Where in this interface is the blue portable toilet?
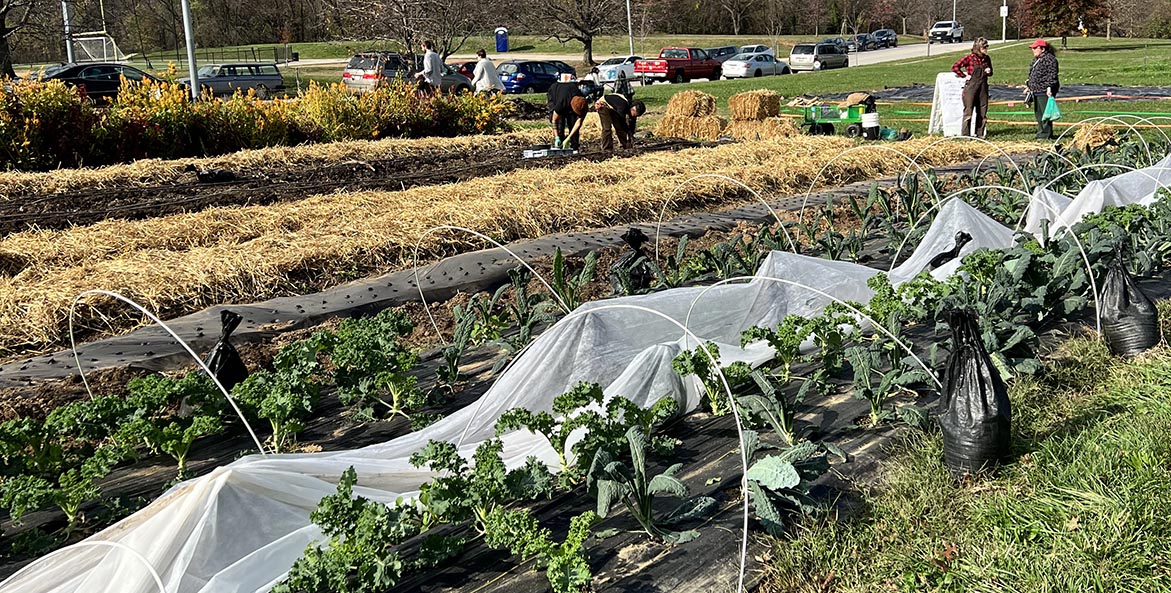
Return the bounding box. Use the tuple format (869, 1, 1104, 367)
(495, 27, 509, 53)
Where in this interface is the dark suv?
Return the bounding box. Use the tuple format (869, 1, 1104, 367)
(498, 60, 576, 94)
(872, 29, 898, 48)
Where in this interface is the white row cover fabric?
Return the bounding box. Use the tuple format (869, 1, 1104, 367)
(4, 153, 1167, 593)
(1025, 153, 1171, 234)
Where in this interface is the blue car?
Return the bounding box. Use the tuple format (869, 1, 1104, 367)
(498, 60, 576, 94)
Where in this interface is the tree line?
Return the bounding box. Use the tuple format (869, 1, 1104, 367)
(2, 0, 1168, 76)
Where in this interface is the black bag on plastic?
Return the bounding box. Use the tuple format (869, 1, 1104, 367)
(205, 310, 249, 391)
(927, 231, 973, 270)
(1100, 245, 1161, 357)
(609, 227, 653, 295)
(938, 310, 1012, 477)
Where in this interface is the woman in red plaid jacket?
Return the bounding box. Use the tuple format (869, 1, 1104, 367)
(952, 37, 992, 138)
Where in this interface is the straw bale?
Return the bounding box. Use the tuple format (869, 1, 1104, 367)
(654, 115, 728, 141)
(0, 136, 1035, 359)
(728, 90, 781, 121)
(725, 118, 801, 141)
(664, 91, 717, 117)
(1072, 125, 1117, 152)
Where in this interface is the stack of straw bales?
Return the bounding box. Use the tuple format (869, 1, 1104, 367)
(724, 90, 800, 141)
(655, 91, 727, 140)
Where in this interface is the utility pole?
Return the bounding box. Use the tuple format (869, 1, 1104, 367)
(627, 0, 637, 55)
(952, 0, 957, 22)
(1001, 0, 1008, 42)
(61, 0, 74, 62)
(180, 0, 199, 101)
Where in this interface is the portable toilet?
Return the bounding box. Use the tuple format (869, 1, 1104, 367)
(495, 27, 509, 53)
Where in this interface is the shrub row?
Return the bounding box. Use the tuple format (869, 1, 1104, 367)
(0, 79, 511, 171)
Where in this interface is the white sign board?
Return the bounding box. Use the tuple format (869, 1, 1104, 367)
(928, 72, 968, 136)
(1000, 5, 1009, 17)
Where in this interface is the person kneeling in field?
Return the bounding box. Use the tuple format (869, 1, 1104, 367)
(596, 93, 645, 152)
(547, 81, 588, 150)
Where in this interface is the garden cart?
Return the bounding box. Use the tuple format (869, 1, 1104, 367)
(802, 103, 866, 137)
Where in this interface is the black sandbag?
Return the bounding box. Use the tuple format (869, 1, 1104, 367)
(1100, 246, 1161, 357)
(609, 227, 653, 295)
(205, 310, 249, 391)
(927, 231, 973, 270)
(938, 310, 1012, 477)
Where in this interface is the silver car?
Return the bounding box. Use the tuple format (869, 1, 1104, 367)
(789, 43, 849, 72)
(342, 52, 472, 94)
(179, 63, 284, 98)
(721, 53, 790, 78)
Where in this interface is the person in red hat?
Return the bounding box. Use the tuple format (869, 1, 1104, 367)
(1026, 39, 1060, 139)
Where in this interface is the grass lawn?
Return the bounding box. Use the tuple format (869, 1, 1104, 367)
(764, 331, 1171, 593)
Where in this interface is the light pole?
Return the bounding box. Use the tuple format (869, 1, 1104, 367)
(1001, 0, 1008, 43)
(180, 0, 199, 101)
(61, 0, 74, 62)
(627, 0, 637, 55)
(952, 0, 957, 22)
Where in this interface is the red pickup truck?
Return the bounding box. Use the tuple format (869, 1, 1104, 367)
(634, 47, 723, 84)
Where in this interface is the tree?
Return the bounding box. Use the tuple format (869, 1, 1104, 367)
(1021, 0, 1109, 35)
(1, 0, 37, 77)
(332, 0, 487, 58)
(721, 0, 761, 35)
(531, 0, 624, 65)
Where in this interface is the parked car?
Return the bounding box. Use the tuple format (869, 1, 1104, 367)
(820, 37, 850, 53)
(871, 29, 898, 48)
(929, 21, 964, 43)
(847, 34, 878, 52)
(450, 60, 476, 80)
(705, 46, 740, 63)
(789, 43, 849, 71)
(341, 52, 472, 94)
(634, 47, 723, 84)
(498, 60, 571, 94)
(178, 63, 285, 98)
(739, 44, 775, 56)
(588, 55, 642, 83)
(721, 53, 790, 78)
(547, 60, 579, 77)
(34, 62, 160, 102)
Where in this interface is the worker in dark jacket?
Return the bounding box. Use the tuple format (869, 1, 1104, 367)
(1026, 39, 1060, 140)
(547, 81, 587, 150)
(595, 93, 645, 152)
(952, 37, 992, 138)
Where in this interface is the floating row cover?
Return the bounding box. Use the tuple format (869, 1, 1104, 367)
(6, 152, 1171, 593)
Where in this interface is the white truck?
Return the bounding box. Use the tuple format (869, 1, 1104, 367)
(929, 21, 965, 43)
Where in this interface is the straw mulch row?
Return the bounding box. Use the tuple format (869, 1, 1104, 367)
(0, 130, 550, 197)
(728, 90, 782, 121)
(0, 137, 1036, 358)
(1071, 124, 1117, 152)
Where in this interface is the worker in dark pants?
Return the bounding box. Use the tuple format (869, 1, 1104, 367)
(1026, 39, 1060, 140)
(952, 37, 992, 138)
(595, 94, 645, 152)
(547, 81, 587, 150)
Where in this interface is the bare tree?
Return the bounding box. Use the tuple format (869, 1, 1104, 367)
(0, 0, 39, 76)
(720, 0, 760, 34)
(531, 0, 623, 65)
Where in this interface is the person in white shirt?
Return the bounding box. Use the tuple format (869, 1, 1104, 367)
(415, 40, 444, 94)
(471, 49, 505, 93)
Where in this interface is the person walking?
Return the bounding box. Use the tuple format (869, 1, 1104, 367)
(415, 40, 444, 95)
(547, 80, 587, 149)
(595, 93, 645, 152)
(952, 37, 992, 138)
(471, 49, 504, 94)
(1026, 39, 1060, 139)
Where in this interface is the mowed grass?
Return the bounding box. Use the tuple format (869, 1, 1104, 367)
(764, 334, 1171, 593)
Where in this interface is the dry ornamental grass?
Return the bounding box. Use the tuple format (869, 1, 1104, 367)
(0, 136, 1036, 358)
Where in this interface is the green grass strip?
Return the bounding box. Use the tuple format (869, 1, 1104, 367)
(766, 336, 1171, 593)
